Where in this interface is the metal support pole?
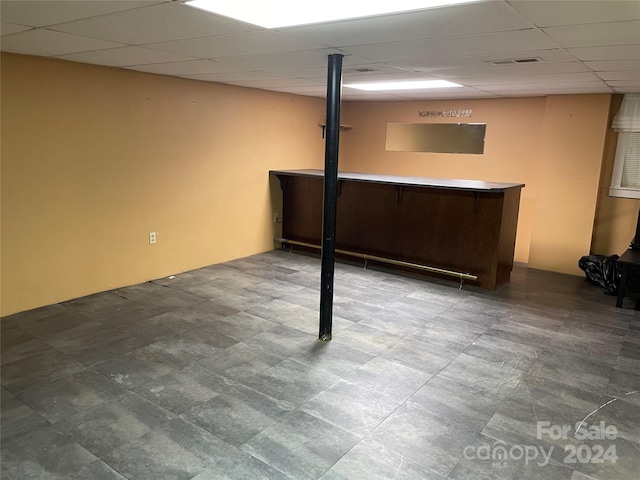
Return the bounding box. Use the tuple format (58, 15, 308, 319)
(319, 54, 344, 341)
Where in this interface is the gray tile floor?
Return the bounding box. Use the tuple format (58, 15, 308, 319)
(1, 250, 639, 480)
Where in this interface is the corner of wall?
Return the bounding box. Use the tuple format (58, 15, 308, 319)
(527, 94, 613, 275)
(590, 94, 639, 256)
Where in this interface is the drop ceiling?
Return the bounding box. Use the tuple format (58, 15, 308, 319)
(1, 0, 639, 101)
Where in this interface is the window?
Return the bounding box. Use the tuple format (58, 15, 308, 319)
(610, 132, 640, 199)
(609, 94, 640, 199)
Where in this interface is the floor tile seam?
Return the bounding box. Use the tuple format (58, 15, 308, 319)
(58, 301, 136, 320)
(407, 369, 515, 425)
(3, 424, 135, 480)
(211, 376, 299, 414)
(427, 356, 528, 409)
(542, 327, 629, 345)
(298, 395, 404, 446)
(338, 318, 409, 343)
(14, 314, 103, 340)
(151, 275, 220, 288)
(558, 320, 632, 337)
(312, 427, 431, 480)
(527, 351, 617, 381)
(454, 331, 486, 356)
(481, 327, 561, 351)
(294, 370, 410, 432)
(535, 347, 622, 368)
(242, 307, 317, 325)
(355, 395, 465, 479)
(64, 367, 184, 424)
(73, 340, 162, 370)
(90, 337, 191, 367)
(601, 382, 640, 407)
(442, 429, 489, 479)
(43, 421, 136, 477)
(104, 297, 184, 316)
(106, 413, 241, 478)
(0, 342, 59, 368)
(10, 372, 113, 418)
(236, 443, 297, 480)
(1, 351, 89, 391)
(498, 314, 568, 334)
(0, 406, 53, 444)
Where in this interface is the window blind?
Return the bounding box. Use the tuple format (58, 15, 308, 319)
(621, 132, 640, 188)
(610, 94, 640, 199)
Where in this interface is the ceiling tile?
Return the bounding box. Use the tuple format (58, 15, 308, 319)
(1, 22, 32, 36)
(50, 1, 259, 45)
(224, 78, 323, 88)
(265, 85, 328, 96)
(569, 45, 640, 61)
(397, 49, 577, 70)
(343, 91, 407, 100)
(125, 59, 242, 76)
(342, 71, 439, 84)
(608, 80, 640, 88)
(180, 71, 286, 82)
(609, 80, 640, 93)
(343, 63, 416, 74)
(393, 89, 499, 99)
(265, 66, 328, 78)
(145, 30, 327, 58)
(345, 29, 557, 63)
(429, 61, 590, 80)
(217, 50, 370, 71)
(597, 70, 640, 81)
(477, 80, 611, 92)
(510, 0, 640, 27)
(345, 94, 409, 101)
(0, 0, 162, 28)
(270, 63, 406, 80)
(463, 72, 602, 86)
(0, 28, 123, 56)
(56, 46, 196, 67)
(280, 1, 533, 47)
(614, 86, 640, 93)
(543, 20, 640, 48)
(585, 60, 640, 72)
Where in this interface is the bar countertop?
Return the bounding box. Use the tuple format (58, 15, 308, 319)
(270, 169, 524, 192)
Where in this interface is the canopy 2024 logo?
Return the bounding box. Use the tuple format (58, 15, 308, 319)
(463, 421, 618, 469)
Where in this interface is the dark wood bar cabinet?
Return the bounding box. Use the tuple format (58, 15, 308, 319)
(271, 169, 524, 290)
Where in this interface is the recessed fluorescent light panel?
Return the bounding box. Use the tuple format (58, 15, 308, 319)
(346, 80, 463, 91)
(185, 0, 481, 28)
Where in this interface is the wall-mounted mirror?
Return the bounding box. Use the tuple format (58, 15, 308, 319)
(386, 123, 486, 154)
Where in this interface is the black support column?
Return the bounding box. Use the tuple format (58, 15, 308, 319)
(319, 53, 344, 341)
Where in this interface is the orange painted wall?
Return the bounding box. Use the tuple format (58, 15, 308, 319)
(527, 95, 612, 273)
(340, 95, 613, 275)
(1, 53, 326, 316)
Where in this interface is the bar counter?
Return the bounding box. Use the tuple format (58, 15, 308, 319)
(271, 169, 524, 289)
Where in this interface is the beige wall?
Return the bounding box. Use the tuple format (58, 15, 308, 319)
(527, 95, 612, 273)
(340, 95, 613, 275)
(1, 53, 326, 316)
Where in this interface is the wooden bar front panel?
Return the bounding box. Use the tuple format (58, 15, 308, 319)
(277, 172, 522, 289)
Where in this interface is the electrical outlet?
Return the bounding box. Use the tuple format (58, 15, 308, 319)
(273, 212, 279, 223)
(149, 232, 157, 244)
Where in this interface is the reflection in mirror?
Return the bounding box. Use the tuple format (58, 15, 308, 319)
(386, 123, 486, 154)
